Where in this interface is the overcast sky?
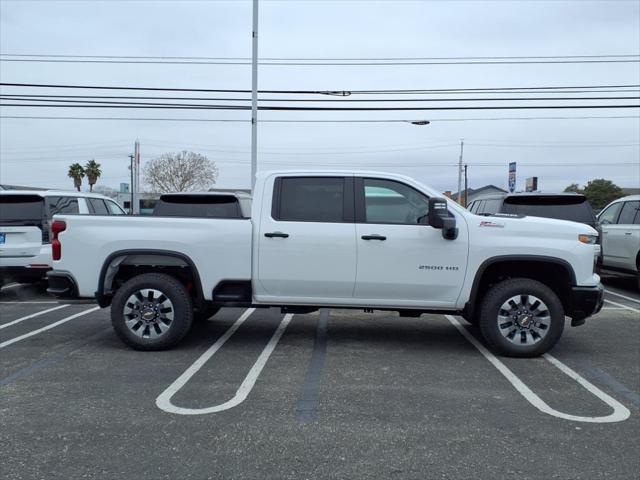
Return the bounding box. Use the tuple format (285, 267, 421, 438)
(0, 0, 639, 194)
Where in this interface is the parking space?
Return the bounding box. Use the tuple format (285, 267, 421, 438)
(1, 281, 639, 480)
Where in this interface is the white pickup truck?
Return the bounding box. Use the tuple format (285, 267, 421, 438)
(47, 170, 603, 357)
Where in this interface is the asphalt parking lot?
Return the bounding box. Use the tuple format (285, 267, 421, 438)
(1, 278, 639, 480)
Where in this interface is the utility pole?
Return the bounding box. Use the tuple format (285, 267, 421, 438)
(133, 139, 140, 214)
(457, 140, 464, 205)
(128, 154, 135, 215)
(464, 164, 468, 208)
(250, 0, 259, 191)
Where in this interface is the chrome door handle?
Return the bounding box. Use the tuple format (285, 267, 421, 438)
(361, 234, 387, 241)
(264, 232, 289, 238)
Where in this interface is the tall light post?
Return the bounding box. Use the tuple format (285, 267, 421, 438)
(250, 0, 259, 191)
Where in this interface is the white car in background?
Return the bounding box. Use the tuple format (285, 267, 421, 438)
(0, 190, 125, 285)
(597, 195, 640, 288)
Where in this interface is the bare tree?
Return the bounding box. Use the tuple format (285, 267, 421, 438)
(142, 151, 219, 193)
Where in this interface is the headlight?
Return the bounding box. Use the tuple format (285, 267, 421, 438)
(578, 234, 598, 244)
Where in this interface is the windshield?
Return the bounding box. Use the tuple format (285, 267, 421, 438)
(0, 195, 44, 225)
(502, 196, 596, 225)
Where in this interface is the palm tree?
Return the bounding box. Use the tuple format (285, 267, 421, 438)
(67, 163, 85, 192)
(84, 159, 102, 192)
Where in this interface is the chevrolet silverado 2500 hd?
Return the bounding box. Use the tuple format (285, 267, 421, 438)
(46, 171, 603, 357)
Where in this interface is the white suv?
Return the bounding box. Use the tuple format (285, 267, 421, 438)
(597, 195, 640, 287)
(0, 190, 125, 285)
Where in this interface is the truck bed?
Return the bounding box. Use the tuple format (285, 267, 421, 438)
(53, 214, 252, 299)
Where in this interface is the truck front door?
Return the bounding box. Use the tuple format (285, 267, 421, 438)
(353, 177, 468, 307)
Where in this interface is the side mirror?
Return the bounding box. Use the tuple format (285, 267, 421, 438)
(428, 197, 458, 240)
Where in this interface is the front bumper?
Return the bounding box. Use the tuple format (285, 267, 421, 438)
(569, 283, 604, 326)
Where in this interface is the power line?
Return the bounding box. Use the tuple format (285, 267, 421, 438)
(2, 155, 636, 168)
(3, 53, 637, 60)
(2, 115, 638, 123)
(2, 90, 639, 102)
(3, 94, 638, 103)
(2, 103, 638, 111)
(2, 82, 639, 95)
(2, 58, 639, 66)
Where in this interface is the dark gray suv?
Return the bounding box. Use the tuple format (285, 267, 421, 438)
(467, 193, 598, 229)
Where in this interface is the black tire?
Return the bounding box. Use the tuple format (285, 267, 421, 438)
(111, 273, 193, 351)
(478, 278, 565, 358)
(193, 304, 221, 322)
(463, 314, 479, 326)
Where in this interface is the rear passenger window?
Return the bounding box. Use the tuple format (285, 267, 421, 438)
(274, 177, 345, 222)
(483, 199, 501, 214)
(598, 202, 622, 224)
(88, 198, 109, 214)
(47, 196, 79, 215)
(618, 201, 639, 225)
(106, 200, 126, 215)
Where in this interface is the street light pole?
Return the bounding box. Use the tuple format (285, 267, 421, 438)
(250, 0, 259, 191)
(457, 140, 464, 205)
(464, 164, 468, 208)
(128, 154, 134, 215)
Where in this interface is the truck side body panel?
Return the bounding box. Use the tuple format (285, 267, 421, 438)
(53, 215, 252, 299)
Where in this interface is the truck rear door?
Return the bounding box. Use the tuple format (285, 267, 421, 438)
(255, 175, 357, 300)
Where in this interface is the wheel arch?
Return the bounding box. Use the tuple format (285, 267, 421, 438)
(465, 255, 577, 320)
(96, 249, 204, 307)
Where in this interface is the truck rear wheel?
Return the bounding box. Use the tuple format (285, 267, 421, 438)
(111, 273, 193, 351)
(479, 278, 564, 358)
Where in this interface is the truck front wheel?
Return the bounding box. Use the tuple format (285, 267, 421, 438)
(111, 273, 193, 351)
(479, 278, 565, 358)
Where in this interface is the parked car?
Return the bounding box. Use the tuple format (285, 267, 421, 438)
(152, 192, 251, 218)
(0, 190, 125, 285)
(597, 195, 640, 288)
(467, 192, 601, 266)
(467, 192, 598, 229)
(47, 171, 603, 357)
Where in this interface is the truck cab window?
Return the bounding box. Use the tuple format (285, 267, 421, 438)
(275, 177, 346, 222)
(363, 178, 429, 224)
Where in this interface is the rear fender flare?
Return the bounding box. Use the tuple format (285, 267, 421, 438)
(96, 249, 204, 306)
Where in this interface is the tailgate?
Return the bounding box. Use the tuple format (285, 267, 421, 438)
(0, 194, 45, 257)
(0, 226, 42, 257)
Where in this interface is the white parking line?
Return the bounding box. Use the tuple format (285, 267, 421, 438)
(604, 299, 640, 314)
(605, 289, 640, 305)
(445, 315, 630, 423)
(0, 306, 100, 349)
(0, 304, 69, 329)
(157, 309, 294, 415)
(0, 301, 59, 304)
